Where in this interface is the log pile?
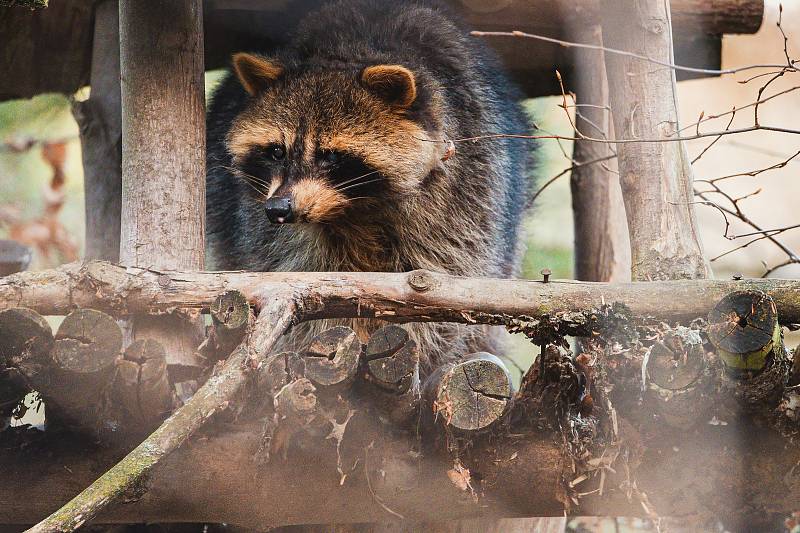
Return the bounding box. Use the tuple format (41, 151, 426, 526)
(1, 263, 800, 530)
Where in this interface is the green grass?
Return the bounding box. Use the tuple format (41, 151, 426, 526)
(521, 243, 573, 280)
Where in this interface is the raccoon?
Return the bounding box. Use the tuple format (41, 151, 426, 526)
(206, 0, 533, 371)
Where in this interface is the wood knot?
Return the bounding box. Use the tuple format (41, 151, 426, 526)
(407, 270, 433, 292)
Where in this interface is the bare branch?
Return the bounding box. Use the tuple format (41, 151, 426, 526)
(27, 295, 297, 532)
(470, 30, 795, 76)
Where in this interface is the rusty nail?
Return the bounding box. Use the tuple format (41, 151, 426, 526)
(540, 268, 552, 283)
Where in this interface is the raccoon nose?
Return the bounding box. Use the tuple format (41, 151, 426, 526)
(265, 197, 294, 223)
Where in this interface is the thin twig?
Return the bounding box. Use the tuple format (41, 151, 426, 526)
(529, 154, 617, 207)
(471, 30, 795, 76)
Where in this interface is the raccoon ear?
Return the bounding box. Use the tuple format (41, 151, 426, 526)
(232, 53, 284, 96)
(361, 65, 417, 109)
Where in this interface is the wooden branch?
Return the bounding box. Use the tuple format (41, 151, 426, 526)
(600, 0, 711, 280)
(26, 294, 296, 532)
(2, 262, 800, 324)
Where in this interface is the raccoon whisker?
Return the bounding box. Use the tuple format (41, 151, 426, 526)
(336, 176, 390, 193)
(239, 179, 269, 198)
(221, 165, 273, 187)
(239, 173, 272, 188)
(331, 169, 382, 190)
(232, 172, 271, 188)
(241, 179, 272, 196)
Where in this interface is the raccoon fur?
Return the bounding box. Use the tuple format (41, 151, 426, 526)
(206, 0, 533, 373)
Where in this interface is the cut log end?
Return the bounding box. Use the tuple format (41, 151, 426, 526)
(274, 377, 317, 418)
(206, 290, 251, 360)
(0, 307, 53, 426)
(365, 325, 419, 393)
(0, 307, 53, 367)
(429, 352, 513, 432)
(647, 336, 706, 391)
(708, 290, 781, 373)
(301, 326, 362, 388)
(210, 290, 249, 332)
(646, 328, 712, 428)
(53, 309, 122, 374)
(115, 339, 173, 426)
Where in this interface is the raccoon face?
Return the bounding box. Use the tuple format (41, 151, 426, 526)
(225, 53, 447, 225)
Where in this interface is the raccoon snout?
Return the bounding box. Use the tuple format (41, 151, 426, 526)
(264, 196, 295, 224)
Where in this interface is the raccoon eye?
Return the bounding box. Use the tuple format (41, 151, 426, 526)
(266, 145, 286, 161)
(319, 150, 342, 166)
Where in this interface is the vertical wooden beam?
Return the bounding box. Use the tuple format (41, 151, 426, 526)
(600, 0, 711, 281)
(599, 4, 712, 526)
(118, 0, 206, 373)
(569, 24, 631, 283)
(119, 0, 205, 271)
(73, 0, 121, 262)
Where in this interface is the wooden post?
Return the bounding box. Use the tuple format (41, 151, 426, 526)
(569, 24, 631, 282)
(119, 0, 205, 270)
(118, 0, 206, 373)
(600, 0, 711, 281)
(73, 0, 121, 262)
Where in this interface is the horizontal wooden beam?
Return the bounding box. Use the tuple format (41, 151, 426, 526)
(2, 261, 799, 324)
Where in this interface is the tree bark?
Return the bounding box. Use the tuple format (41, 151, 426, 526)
(72, 0, 121, 262)
(118, 0, 205, 271)
(600, 0, 711, 281)
(118, 0, 206, 373)
(569, 24, 631, 283)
